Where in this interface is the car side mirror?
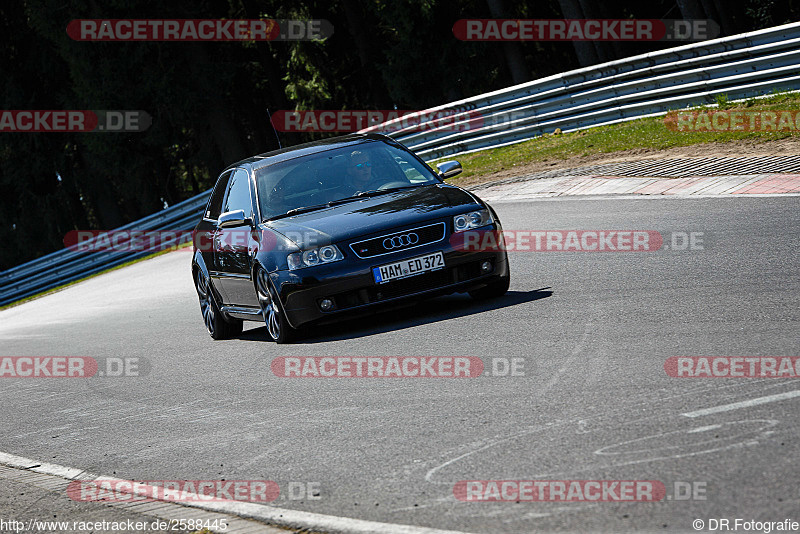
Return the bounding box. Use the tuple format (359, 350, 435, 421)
(437, 160, 462, 179)
(217, 210, 252, 228)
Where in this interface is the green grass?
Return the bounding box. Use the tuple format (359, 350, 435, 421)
(445, 91, 800, 185)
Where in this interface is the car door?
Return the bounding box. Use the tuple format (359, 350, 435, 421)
(200, 170, 233, 301)
(214, 167, 260, 307)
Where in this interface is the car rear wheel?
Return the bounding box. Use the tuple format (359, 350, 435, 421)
(195, 270, 243, 339)
(256, 269, 297, 344)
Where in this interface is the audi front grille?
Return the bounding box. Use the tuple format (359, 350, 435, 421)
(349, 222, 446, 258)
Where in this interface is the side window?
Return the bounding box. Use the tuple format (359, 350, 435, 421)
(206, 171, 232, 219)
(222, 169, 254, 216)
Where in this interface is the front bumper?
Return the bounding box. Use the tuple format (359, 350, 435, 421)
(269, 224, 508, 329)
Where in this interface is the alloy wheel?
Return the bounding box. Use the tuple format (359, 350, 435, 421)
(196, 271, 215, 335)
(256, 270, 281, 341)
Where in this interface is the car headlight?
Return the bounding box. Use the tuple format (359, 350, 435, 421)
(287, 245, 344, 270)
(453, 209, 493, 232)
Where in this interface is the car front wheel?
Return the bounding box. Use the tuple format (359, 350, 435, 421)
(256, 269, 297, 344)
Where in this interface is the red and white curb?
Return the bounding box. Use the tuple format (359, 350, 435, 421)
(473, 173, 800, 202)
(0, 451, 475, 534)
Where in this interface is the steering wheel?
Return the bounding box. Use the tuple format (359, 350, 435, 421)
(378, 181, 413, 190)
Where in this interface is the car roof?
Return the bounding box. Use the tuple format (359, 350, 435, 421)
(224, 133, 399, 172)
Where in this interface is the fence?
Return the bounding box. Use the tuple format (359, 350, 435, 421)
(387, 22, 800, 159)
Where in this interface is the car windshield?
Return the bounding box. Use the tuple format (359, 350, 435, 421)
(255, 141, 440, 221)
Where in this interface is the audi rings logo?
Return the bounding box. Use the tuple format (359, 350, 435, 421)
(383, 232, 419, 250)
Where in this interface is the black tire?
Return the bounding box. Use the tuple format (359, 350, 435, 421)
(255, 269, 298, 344)
(195, 270, 243, 339)
(469, 273, 510, 300)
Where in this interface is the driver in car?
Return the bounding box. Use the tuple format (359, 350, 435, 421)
(337, 150, 378, 197)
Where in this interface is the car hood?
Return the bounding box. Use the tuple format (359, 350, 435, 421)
(263, 184, 481, 248)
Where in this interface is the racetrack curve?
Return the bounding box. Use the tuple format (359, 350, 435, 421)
(1, 195, 798, 533)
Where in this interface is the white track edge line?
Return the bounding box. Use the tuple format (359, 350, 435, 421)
(682, 390, 800, 418)
(0, 451, 474, 534)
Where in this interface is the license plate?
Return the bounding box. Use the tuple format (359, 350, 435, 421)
(373, 252, 445, 284)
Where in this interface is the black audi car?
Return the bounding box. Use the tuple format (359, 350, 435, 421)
(192, 133, 509, 343)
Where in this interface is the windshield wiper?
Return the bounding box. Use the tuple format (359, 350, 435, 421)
(286, 204, 330, 215)
(264, 203, 329, 222)
(354, 185, 421, 198)
(323, 186, 419, 206)
(326, 196, 371, 206)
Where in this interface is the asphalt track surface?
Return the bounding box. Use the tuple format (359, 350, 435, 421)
(1, 195, 798, 533)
